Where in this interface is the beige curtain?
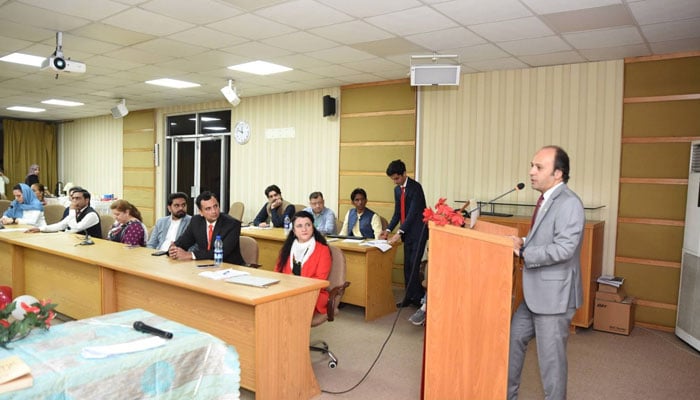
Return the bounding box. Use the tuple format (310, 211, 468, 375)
(3, 119, 58, 194)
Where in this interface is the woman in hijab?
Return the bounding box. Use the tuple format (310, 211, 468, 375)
(25, 164, 40, 186)
(1, 183, 46, 226)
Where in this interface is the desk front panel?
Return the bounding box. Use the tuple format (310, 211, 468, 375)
(24, 248, 102, 319)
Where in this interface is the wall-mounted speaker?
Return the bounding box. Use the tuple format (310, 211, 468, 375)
(323, 95, 336, 117)
(111, 99, 129, 119)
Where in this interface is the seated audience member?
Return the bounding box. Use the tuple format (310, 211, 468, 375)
(62, 186, 85, 218)
(31, 183, 50, 205)
(24, 164, 40, 186)
(108, 200, 147, 246)
(275, 211, 332, 314)
(26, 188, 102, 238)
(169, 191, 245, 265)
(339, 188, 383, 239)
(1, 183, 46, 227)
(147, 192, 192, 251)
(252, 184, 295, 227)
(0, 168, 9, 200)
(303, 191, 336, 235)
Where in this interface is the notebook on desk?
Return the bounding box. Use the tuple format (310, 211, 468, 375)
(226, 275, 280, 288)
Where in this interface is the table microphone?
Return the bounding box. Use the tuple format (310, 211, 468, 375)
(133, 321, 173, 339)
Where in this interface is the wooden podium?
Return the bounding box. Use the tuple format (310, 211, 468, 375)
(423, 220, 518, 399)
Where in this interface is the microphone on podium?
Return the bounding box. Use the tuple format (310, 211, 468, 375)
(462, 182, 526, 218)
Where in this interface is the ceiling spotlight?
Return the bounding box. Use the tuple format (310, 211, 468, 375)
(111, 98, 128, 119)
(221, 79, 240, 107)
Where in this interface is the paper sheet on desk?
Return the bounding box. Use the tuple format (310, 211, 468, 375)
(360, 240, 392, 253)
(81, 336, 167, 359)
(0, 228, 27, 233)
(342, 238, 364, 244)
(199, 269, 249, 280)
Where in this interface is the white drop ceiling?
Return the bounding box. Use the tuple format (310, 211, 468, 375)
(0, 0, 698, 121)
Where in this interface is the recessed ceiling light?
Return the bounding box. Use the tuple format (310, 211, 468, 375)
(42, 99, 84, 107)
(7, 106, 45, 113)
(227, 60, 292, 75)
(145, 78, 200, 89)
(0, 53, 46, 67)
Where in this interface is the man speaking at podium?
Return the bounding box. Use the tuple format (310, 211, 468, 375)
(508, 145, 584, 400)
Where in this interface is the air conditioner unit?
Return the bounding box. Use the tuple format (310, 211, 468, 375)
(676, 140, 700, 351)
(410, 65, 461, 86)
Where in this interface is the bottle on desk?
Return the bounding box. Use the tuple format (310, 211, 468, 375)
(283, 215, 291, 236)
(214, 235, 223, 266)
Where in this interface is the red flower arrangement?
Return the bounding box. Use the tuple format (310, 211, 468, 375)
(0, 298, 57, 348)
(423, 198, 465, 227)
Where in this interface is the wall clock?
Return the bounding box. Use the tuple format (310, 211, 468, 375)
(234, 120, 251, 144)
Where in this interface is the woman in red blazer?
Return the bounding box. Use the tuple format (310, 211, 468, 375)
(275, 211, 331, 314)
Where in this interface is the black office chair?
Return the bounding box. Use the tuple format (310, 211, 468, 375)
(310, 245, 350, 368)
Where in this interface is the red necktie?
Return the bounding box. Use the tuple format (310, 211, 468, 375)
(530, 195, 544, 228)
(400, 186, 406, 223)
(207, 224, 213, 250)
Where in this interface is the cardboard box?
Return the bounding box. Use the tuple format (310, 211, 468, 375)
(595, 288, 626, 302)
(593, 297, 635, 335)
(597, 283, 622, 294)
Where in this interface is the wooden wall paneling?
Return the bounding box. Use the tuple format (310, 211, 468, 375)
(619, 54, 700, 329)
(122, 110, 155, 227)
(340, 79, 416, 286)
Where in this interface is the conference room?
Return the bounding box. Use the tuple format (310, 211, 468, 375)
(1, 1, 699, 399)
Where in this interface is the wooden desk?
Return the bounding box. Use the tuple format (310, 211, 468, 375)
(480, 215, 605, 328)
(242, 227, 397, 321)
(0, 230, 326, 400)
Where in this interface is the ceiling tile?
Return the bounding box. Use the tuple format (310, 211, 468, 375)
(342, 57, 405, 73)
(18, 0, 129, 19)
(522, 0, 621, 14)
(305, 64, 362, 77)
(218, 0, 289, 12)
(268, 53, 331, 69)
(131, 38, 210, 58)
(0, 17, 59, 42)
(256, 0, 353, 29)
(307, 46, 377, 64)
(470, 17, 554, 42)
(309, 21, 394, 45)
(208, 13, 296, 40)
(0, 2, 90, 32)
(221, 41, 293, 59)
(564, 26, 644, 49)
(447, 43, 510, 62)
(140, 0, 244, 24)
(317, 0, 422, 18)
(498, 36, 572, 56)
(351, 37, 428, 57)
(102, 8, 195, 36)
(365, 6, 458, 36)
(72, 23, 156, 46)
(629, 0, 700, 25)
(541, 4, 636, 33)
(167, 27, 248, 49)
(518, 51, 586, 67)
(641, 18, 700, 42)
(262, 31, 338, 53)
(433, 0, 532, 25)
(406, 27, 486, 51)
(579, 43, 651, 60)
(650, 36, 700, 53)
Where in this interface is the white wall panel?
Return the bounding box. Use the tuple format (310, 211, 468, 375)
(58, 115, 123, 199)
(419, 60, 623, 274)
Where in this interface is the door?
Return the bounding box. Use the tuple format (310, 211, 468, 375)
(166, 111, 231, 214)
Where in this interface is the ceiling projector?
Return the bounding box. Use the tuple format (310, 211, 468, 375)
(40, 31, 86, 74)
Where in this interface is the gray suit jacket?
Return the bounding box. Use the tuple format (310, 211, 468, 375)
(522, 184, 585, 314)
(147, 214, 192, 249)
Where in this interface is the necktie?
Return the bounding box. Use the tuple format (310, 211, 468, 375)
(530, 195, 544, 228)
(400, 186, 406, 223)
(207, 224, 213, 250)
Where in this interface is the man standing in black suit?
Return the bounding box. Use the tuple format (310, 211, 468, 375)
(380, 159, 428, 308)
(169, 191, 245, 265)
